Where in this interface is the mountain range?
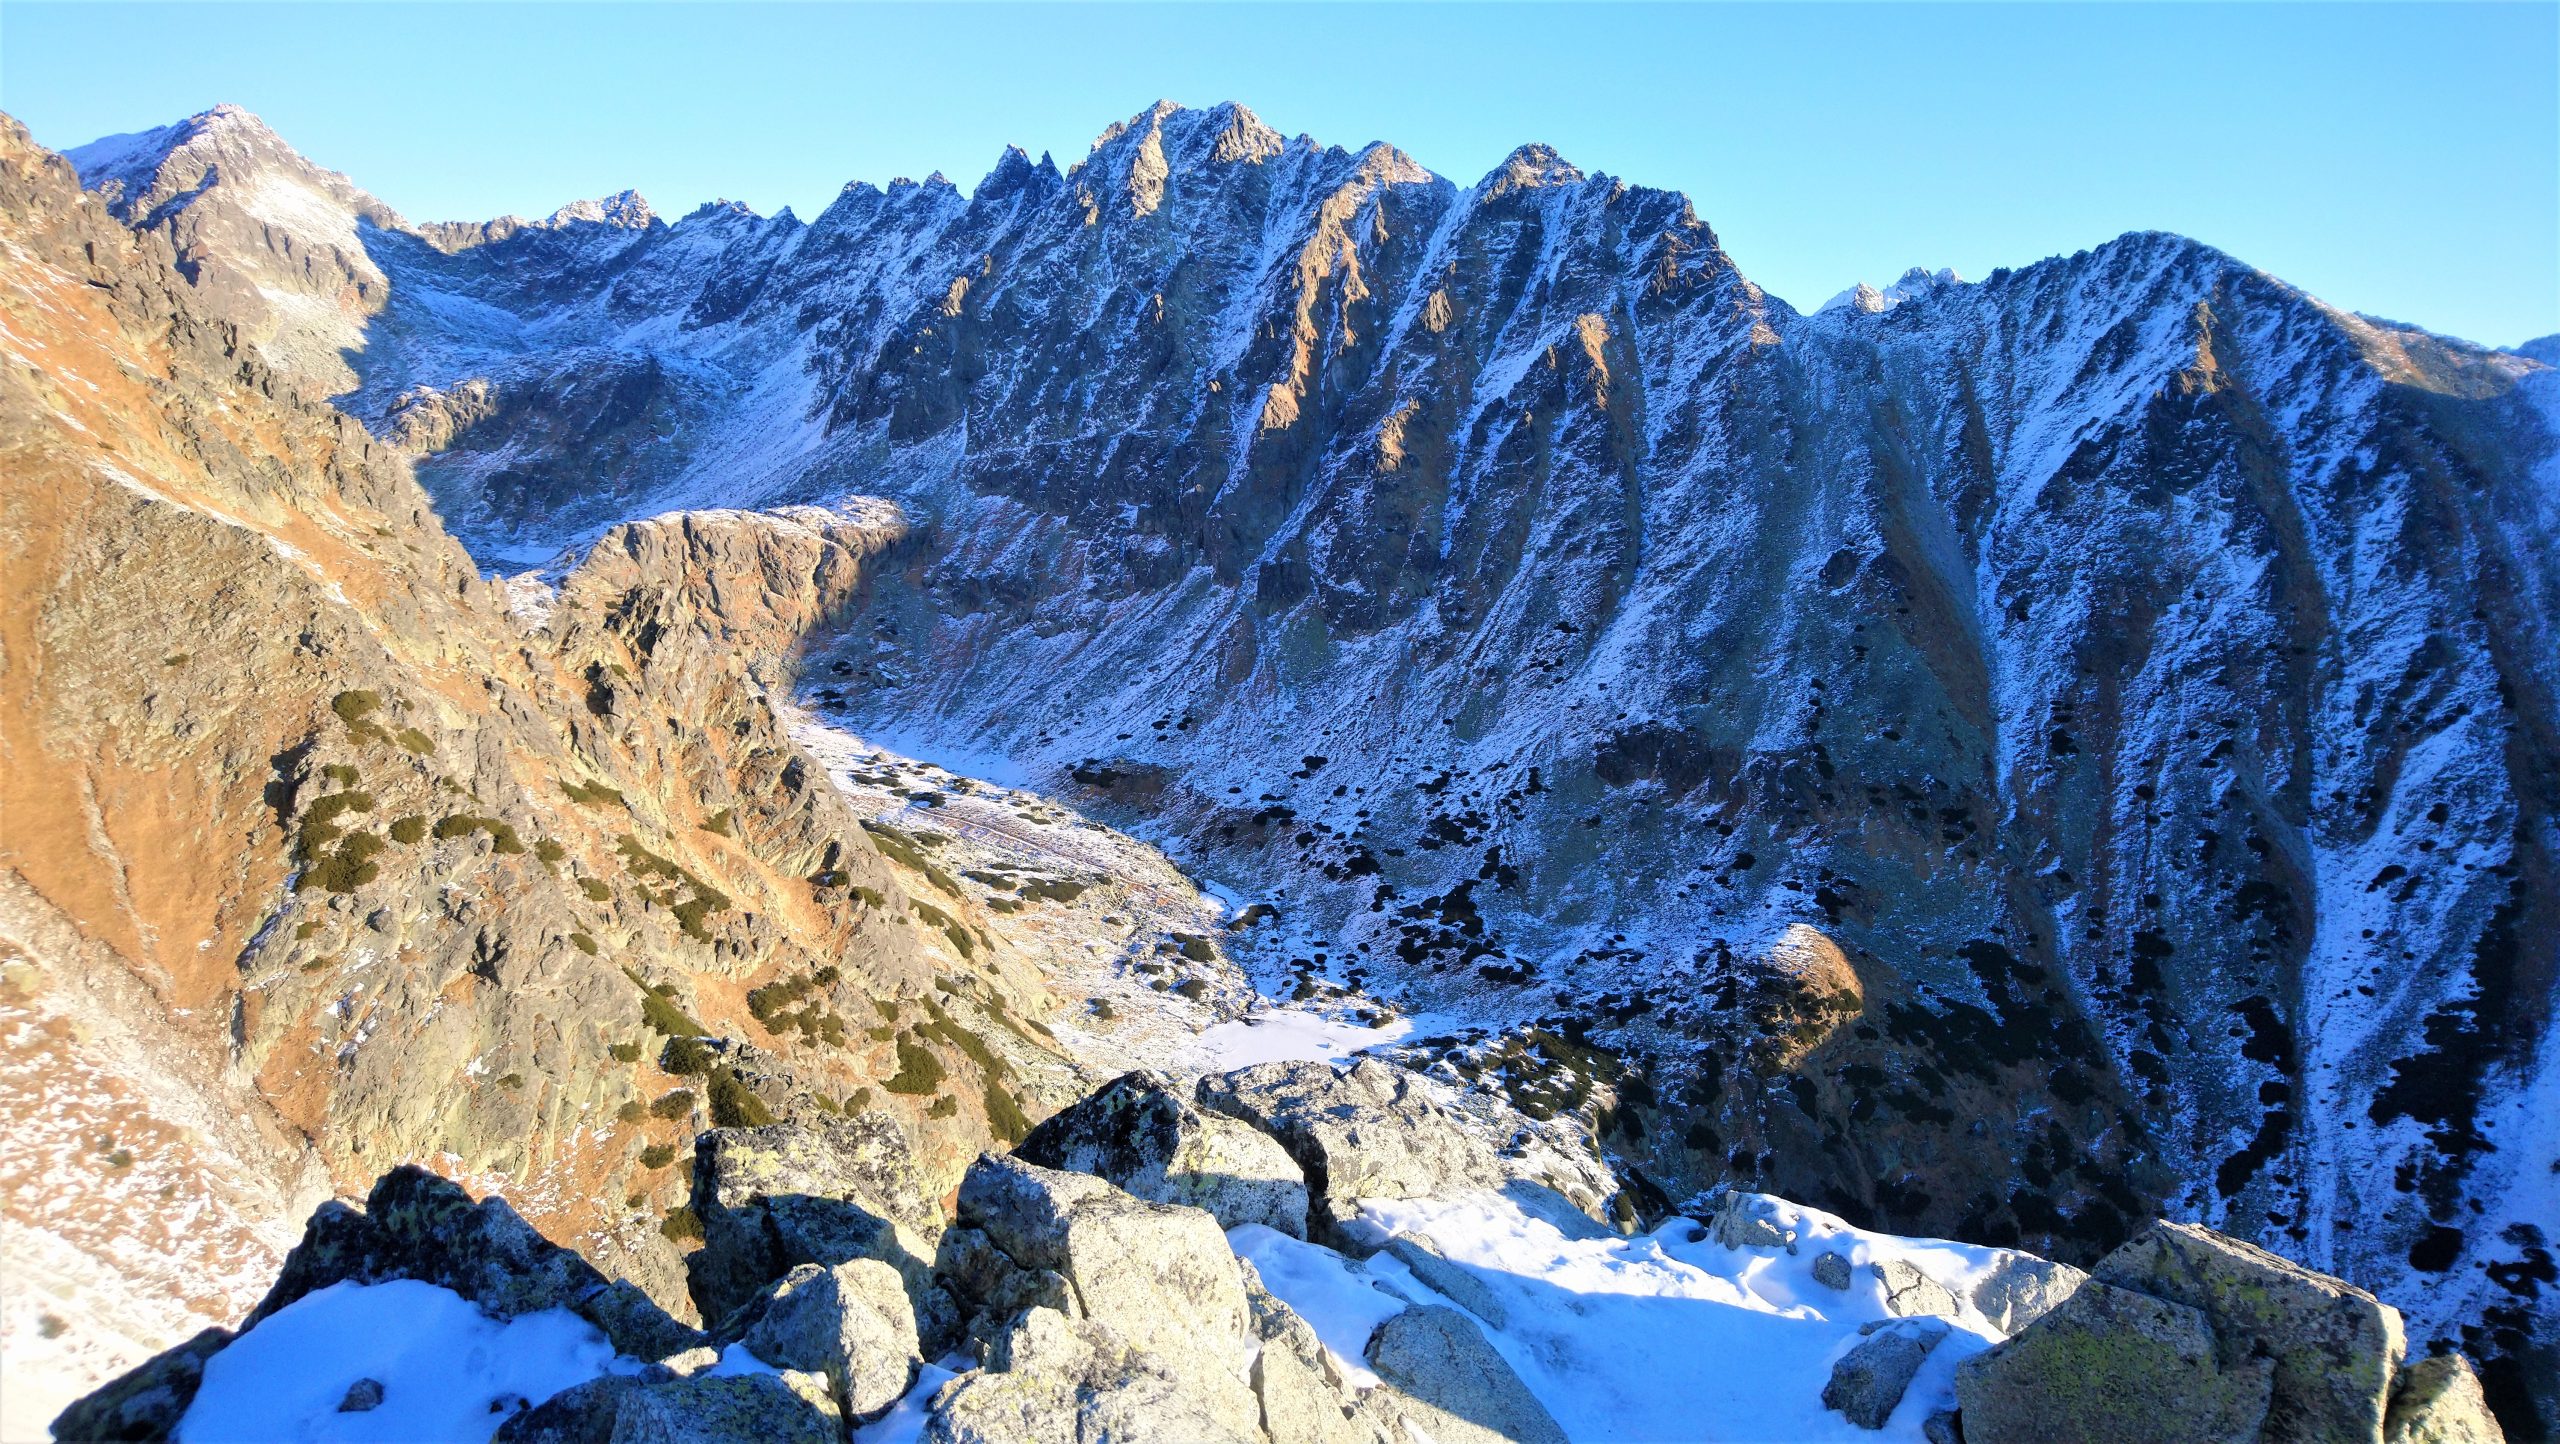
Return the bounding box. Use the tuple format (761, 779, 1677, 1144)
(6, 98, 2556, 1436)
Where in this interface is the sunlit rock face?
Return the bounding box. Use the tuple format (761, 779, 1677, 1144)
(64, 99, 2560, 1428)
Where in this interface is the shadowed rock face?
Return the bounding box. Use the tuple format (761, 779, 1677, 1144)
(41, 99, 2560, 1433)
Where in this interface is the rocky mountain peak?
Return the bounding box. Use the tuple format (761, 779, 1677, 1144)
(1482, 141, 1585, 198)
(976, 143, 1063, 203)
(1819, 264, 1965, 315)
(544, 187, 657, 230)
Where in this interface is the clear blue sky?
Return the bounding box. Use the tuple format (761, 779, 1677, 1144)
(4, 3, 2552, 346)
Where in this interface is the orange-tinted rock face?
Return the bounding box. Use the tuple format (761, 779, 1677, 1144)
(0, 113, 1067, 1414)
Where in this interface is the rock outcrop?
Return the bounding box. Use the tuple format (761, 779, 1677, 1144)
(1957, 1278, 2277, 1444)
(2386, 1354, 2509, 1444)
(1363, 1305, 1568, 1444)
(1016, 1070, 1309, 1237)
(685, 1114, 946, 1332)
(1955, 1221, 2504, 1444)
(1195, 1059, 1502, 1244)
(2093, 1220, 2406, 1443)
(246, 1165, 702, 1360)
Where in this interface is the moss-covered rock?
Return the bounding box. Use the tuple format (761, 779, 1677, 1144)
(1954, 1278, 2274, 1444)
(2093, 1220, 2404, 1444)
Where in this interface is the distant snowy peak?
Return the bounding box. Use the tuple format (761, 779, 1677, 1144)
(545, 188, 658, 230)
(65, 101, 403, 232)
(1820, 265, 1966, 315)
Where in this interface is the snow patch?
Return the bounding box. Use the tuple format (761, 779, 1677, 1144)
(176, 1279, 633, 1442)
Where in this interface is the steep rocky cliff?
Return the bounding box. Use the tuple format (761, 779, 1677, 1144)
(0, 114, 1069, 1426)
(25, 97, 2560, 1434)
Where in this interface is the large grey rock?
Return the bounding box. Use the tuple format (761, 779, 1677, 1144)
(1383, 1233, 1508, 1328)
(945, 1153, 1258, 1436)
(1708, 1192, 1796, 1253)
(1872, 1258, 1962, 1319)
(2093, 1220, 2404, 1444)
(1824, 1317, 1949, 1429)
(687, 1114, 943, 1333)
(48, 1326, 229, 1444)
(247, 1167, 700, 1359)
(1954, 1277, 2274, 1444)
(738, 1258, 921, 1422)
(1968, 1252, 2089, 1335)
(494, 1372, 840, 1444)
(1364, 1305, 1567, 1444)
(1018, 1070, 1310, 1237)
(1195, 1060, 1500, 1242)
(2384, 1353, 2507, 1444)
(925, 1308, 1261, 1444)
(1812, 1251, 1853, 1290)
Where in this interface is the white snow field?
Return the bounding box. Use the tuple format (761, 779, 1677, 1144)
(1241, 1191, 2012, 1444)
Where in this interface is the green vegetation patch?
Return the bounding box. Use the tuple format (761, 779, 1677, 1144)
(331, 691, 392, 745)
(638, 1143, 676, 1170)
(300, 831, 385, 894)
(434, 814, 525, 854)
(984, 1080, 1031, 1145)
(706, 1066, 774, 1128)
(395, 728, 435, 757)
(910, 900, 975, 958)
(860, 820, 962, 896)
(561, 778, 627, 810)
(883, 1039, 946, 1095)
(649, 1089, 696, 1121)
(659, 1204, 703, 1242)
(624, 967, 708, 1037)
(388, 815, 428, 845)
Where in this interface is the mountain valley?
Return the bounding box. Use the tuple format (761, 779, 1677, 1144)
(3, 96, 2556, 1439)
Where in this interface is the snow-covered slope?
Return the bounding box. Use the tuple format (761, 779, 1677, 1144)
(64, 99, 2560, 1430)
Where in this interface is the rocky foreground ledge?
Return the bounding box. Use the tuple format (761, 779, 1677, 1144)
(57, 1059, 2506, 1444)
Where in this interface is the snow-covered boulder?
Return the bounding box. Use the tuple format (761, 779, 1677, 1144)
(1017, 1069, 1311, 1237)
